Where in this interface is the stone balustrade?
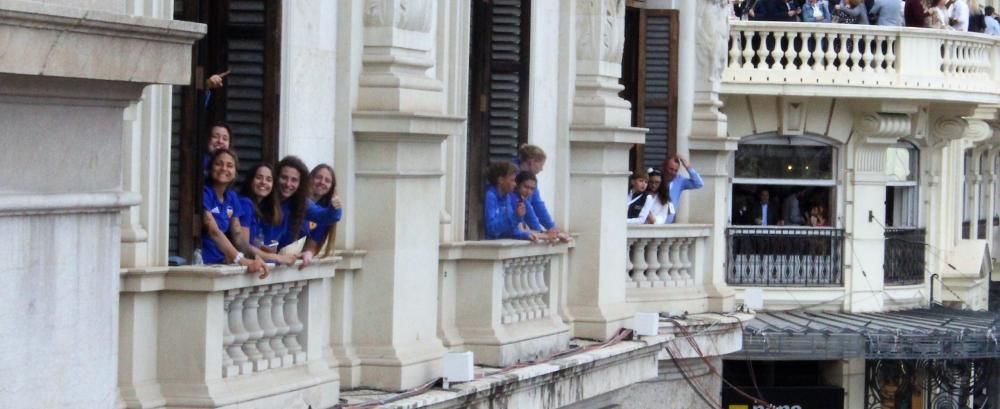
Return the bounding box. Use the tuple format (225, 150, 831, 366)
(724, 22, 1000, 103)
(118, 259, 339, 408)
(439, 240, 572, 367)
(625, 225, 711, 314)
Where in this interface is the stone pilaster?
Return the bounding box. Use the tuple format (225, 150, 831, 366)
(845, 112, 910, 312)
(0, 3, 202, 408)
(566, 0, 641, 340)
(684, 0, 737, 312)
(349, 0, 458, 391)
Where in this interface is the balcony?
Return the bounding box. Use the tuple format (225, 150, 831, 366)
(726, 227, 845, 287)
(883, 228, 926, 286)
(724, 22, 1000, 103)
(626, 224, 711, 313)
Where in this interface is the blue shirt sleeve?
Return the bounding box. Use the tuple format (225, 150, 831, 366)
(529, 187, 556, 230)
(484, 187, 505, 239)
(521, 195, 543, 231)
(683, 168, 704, 190)
(306, 200, 343, 225)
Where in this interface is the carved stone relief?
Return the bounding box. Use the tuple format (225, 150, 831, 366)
(364, 0, 432, 32)
(577, 0, 625, 63)
(696, 0, 730, 87)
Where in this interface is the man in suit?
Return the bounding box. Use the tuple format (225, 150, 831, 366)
(751, 189, 782, 226)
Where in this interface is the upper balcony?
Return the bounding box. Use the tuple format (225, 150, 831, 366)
(723, 21, 1000, 104)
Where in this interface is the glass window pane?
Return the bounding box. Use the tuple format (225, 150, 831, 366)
(735, 145, 833, 180)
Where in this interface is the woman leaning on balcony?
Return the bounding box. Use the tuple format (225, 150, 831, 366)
(833, 0, 869, 24)
(803, 0, 833, 22)
(484, 161, 542, 241)
(633, 174, 675, 225)
(928, 0, 953, 29)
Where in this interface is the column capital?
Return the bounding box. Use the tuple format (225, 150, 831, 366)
(928, 116, 968, 147)
(573, 0, 631, 127)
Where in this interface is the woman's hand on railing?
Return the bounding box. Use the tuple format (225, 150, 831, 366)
(242, 257, 270, 279)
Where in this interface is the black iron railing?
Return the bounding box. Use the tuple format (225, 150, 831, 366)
(726, 227, 845, 287)
(883, 228, 926, 286)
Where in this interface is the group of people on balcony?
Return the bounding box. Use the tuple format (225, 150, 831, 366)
(732, 0, 1000, 33)
(200, 121, 342, 277)
(626, 156, 704, 225)
(734, 188, 829, 226)
(484, 145, 571, 242)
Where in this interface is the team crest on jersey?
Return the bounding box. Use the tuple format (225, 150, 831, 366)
(309, 221, 317, 230)
(226, 206, 234, 218)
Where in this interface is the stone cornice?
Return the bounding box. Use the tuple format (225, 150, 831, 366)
(0, 0, 205, 84)
(0, 191, 141, 216)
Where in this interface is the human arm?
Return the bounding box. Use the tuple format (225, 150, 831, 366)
(528, 187, 556, 231)
(628, 195, 654, 224)
(305, 200, 343, 225)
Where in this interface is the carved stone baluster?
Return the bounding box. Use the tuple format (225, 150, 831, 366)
(942, 40, 954, 74)
(241, 287, 266, 372)
(657, 238, 674, 286)
(680, 238, 695, 286)
(785, 31, 801, 70)
(270, 284, 291, 366)
(626, 239, 635, 286)
(872, 35, 885, 73)
(885, 36, 896, 74)
(283, 282, 306, 363)
(502, 260, 516, 324)
(836, 34, 850, 72)
(511, 259, 527, 321)
(644, 238, 661, 287)
(256, 285, 280, 368)
(771, 31, 786, 70)
(743, 31, 757, 69)
(849, 34, 862, 72)
(668, 239, 682, 283)
(534, 257, 549, 317)
(227, 289, 252, 375)
(797, 32, 812, 71)
(729, 29, 743, 69)
(518, 257, 537, 321)
(631, 238, 649, 286)
(812, 32, 825, 71)
(525, 258, 543, 320)
(861, 35, 874, 72)
(222, 291, 238, 377)
(756, 32, 770, 69)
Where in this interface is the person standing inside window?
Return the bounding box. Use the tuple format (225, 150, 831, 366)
(485, 162, 540, 241)
(662, 155, 704, 224)
(202, 149, 269, 276)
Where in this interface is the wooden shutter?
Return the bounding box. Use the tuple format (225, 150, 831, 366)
(168, 0, 280, 262)
(465, 0, 531, 239)
(623, 8, 679, 171)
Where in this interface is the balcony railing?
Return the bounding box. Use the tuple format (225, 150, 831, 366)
(625, 224, 711, 313)
(439, 240, 571, 367)
(884, 228, 926, 286)
(726, 227, 845, 287)
(724, 22, 1000, 101)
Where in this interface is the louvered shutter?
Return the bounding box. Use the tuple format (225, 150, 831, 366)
(486, 0, 528, 162)
(637, 9, 678, 169)
(225, 0, 277, 182)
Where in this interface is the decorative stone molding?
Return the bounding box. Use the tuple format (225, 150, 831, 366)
(855, 112, 911, 141)
(963, 118, 993, 143)
(929, 116, 968, 147)
(576, 0, 626, 63)
(363, 0, 433, 32)
(358, 0, 442, 112)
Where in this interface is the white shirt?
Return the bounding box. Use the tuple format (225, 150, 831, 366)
(760, 203, 770, 226)
(949, 0, 970, 31)
(636, 195, 675, 225)
(986, 15, 1000, 35)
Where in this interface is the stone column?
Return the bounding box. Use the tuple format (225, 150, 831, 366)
(925, 115, 967, 276)
(685, 0, 737, 312)
(845, 112, 909, 312)
(0, 3, 202, 408)
(349, 0, 459, 390)
(566, 0, 643, 340)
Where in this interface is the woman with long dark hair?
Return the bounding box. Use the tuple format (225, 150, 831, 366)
(201, 149, 268, 276)
(260, 156, 342, 267)
(237, 163, 296, 265)
(635, 173, 676, 225)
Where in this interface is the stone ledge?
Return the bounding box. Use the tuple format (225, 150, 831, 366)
(349, 335, 670, 409)
(0, 191, 140, 215)
(120, 257, 339, 292)
(0, 0, 205, 84)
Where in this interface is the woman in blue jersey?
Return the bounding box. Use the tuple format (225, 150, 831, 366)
(202, 149, 268, 276)
(261, 156, 342, 268)
(236, 164, 296, 266)
(305, 164, 342, 258)
(484, 161, 540, 241)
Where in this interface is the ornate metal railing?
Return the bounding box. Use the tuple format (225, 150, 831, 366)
(726, 227, 845, 287)
(883, 228, 926, 286)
